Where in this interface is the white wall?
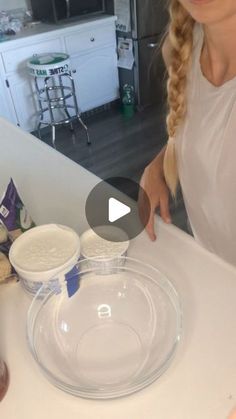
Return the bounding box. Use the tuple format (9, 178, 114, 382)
(0, 0, 28, 11)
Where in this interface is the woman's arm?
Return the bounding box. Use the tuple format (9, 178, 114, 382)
(139, 146, 171, 241)
(139, 36, 172, 240)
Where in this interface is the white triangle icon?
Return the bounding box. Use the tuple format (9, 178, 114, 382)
(108, 197, 131, 223)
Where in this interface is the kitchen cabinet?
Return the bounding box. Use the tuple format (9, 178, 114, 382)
(0, 77, 16, 125)
(6, 72, 38, 131)
(0, 16, 119, 132)
(1, 37, 64, 131)
(64, 19, 119, 113)
(0, 57, 17, 124)
(70, 46, 119, 112)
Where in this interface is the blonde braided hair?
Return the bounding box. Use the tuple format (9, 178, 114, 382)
(163, 0, 195, 196)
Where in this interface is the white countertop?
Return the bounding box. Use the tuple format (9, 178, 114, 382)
(0, 14, 116, 52)
(0, 118, 236, 419)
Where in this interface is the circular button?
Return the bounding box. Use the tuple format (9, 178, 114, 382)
(85, 177, 151, 242)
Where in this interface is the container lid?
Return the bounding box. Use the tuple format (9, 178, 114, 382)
(9, 224, 80, 273)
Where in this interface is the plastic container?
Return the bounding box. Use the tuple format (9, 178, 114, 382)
(9, 224, 80, 295)
(80, 225, 129, 263)
(27, 257, 182, 399)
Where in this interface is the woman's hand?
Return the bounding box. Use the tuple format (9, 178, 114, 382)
(228, 409, 236, 419)
(139, 149, 171, 241)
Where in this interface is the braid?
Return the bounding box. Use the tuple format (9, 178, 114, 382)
(163, 0, 194, 196)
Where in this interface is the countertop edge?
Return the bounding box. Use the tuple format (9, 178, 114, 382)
(0, 15, 117, 53)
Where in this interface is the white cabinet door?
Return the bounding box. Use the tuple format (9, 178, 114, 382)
(7, 71, 38, 132)
(2, 37, 64, 132)
(0, 77, 17, 125)
(0, 58, 18, 124)
(70, 46, 119, 112)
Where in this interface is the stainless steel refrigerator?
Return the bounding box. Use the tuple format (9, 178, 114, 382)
(117, 0, 169, 108)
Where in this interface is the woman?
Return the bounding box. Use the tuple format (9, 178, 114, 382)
(140, 0, 236, 266)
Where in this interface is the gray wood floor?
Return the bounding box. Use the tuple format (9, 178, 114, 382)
(38, 104, 189, 233)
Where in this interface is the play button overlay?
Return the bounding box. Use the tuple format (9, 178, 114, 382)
(108, 198, 131, 223)
(85, 177, 151, 241)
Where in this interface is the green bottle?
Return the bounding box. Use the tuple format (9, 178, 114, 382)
(122, 84, 135, 119)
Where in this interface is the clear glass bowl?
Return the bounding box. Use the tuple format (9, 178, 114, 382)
(27, 257, 182, 399)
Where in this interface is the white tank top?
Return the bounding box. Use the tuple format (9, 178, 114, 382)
(175, 24, 236, 266)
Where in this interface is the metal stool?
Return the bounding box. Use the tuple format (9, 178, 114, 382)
(27, 52, 90, 146)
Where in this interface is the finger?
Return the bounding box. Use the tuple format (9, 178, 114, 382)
(146, 209, 156, 241)
(160, 194, 172, 224)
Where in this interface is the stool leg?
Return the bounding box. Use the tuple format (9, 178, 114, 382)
(45, 77, 57, 147)
(69, 74, 91, 145)
(52, 125, 56, 148)
(77, 115, 91, 145)
(37, 122, 42, 139)
(65, 109, 74, 131)
(59, 75, 74, 131)
(35, 77, 44, 139)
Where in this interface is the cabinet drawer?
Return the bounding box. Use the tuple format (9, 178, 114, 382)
(65, 25, 116, 56)
(2, 38, 63, 73)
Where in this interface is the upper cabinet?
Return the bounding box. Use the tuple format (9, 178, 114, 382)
(0, 17, 119, 132)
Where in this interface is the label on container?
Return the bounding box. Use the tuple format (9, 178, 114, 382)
(65, 264, 80, 298)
